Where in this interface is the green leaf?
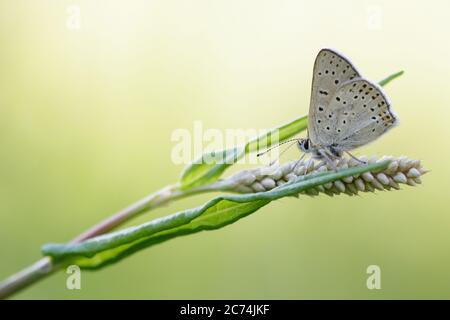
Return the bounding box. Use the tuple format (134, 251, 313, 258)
(378, 70, 404, 87)
(180, 116, 308, 190)
(179, 146, 244, 190)
(42, 160, 390, 270)
(179, 71, 403, 190)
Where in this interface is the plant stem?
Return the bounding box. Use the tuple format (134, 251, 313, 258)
(71, 185, 177, 243)
(0, 183, 217, 299)
(0, 258, 55, 300)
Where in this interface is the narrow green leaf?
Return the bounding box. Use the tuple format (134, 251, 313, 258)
(180, 116, 308, 190)
(179, 147, 244, 189)
(42, 160, 390, 269)
(179, 71, 403, 190)
(244, 115, 308, 153)
(378, 70, 404, 87)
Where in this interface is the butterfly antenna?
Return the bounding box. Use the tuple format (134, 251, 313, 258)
(267, 140, 300, 166)
(256, 139, 300, 157)
(276, 140, 299, 159)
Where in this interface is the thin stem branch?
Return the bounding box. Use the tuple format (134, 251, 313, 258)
(0, 258, 55, 300)
(71, 185, 176, 243)
(0, 183, 217, 299)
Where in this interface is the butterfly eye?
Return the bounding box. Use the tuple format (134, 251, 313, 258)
(303, 139, 309, 150)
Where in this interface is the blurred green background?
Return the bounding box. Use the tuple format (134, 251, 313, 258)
(1, 0, 449, 299)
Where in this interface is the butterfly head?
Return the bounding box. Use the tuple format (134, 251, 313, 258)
(297, 138, 312, 153)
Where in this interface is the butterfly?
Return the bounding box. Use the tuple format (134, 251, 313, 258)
(294, 48, 399, 168)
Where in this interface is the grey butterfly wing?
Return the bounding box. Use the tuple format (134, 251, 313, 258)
(308, 48, 361, 146)
(315, 78, 398, 150)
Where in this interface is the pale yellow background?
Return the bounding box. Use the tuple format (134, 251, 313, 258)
(0, 0, 449, 299)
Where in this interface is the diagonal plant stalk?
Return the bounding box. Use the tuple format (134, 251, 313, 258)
(0, 71, 405, 299)
(40, 157, 427, 270)
(0, 154, 427, 298)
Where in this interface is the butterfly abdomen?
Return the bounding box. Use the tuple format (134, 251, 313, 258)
(328, 144, 343, 158)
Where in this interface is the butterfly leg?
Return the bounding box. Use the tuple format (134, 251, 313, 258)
(345, 151, 367, 165)
(318, 149, 338, 171)
(292, 152, 306, 175)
